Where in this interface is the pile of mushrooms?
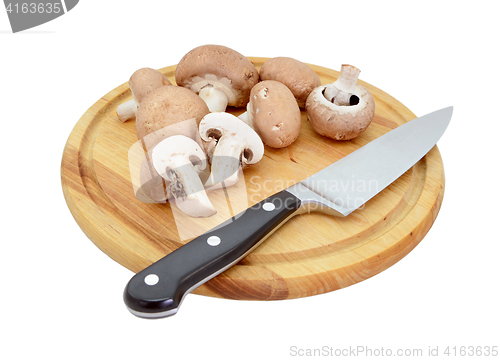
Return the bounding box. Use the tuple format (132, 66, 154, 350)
(132, 72, 265, 218)
(118, 44, 375, 218)
(139, 110, 264, 217)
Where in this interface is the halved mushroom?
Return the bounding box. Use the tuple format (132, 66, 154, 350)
(175, 44, 259, 112)
(152, 135, 216, 218)
(305, 64, 375, 140)
(134, 86, 210, 205)
(239, 80, 302, 148)
(199, 112, 264, 189)
(259, 57, 321, 108)
(116, 68, 172, 122)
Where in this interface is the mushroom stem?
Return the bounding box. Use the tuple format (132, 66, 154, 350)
(237, 97, 257, 128)
(164, 157, 216, 217)
(237, 111, 254, 128)
(336, 65, 361, 93)
(198, 86, 229, 112)
(324, 65, 361, 106)
(116, 99, 139, 122)
(153, 135, 216, 217)
(205, 136, 246, 189)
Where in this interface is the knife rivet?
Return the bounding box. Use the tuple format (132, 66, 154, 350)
(144, 274, 159, 286)
(207, 236, 221, 246)
(263, 202, 275, 211)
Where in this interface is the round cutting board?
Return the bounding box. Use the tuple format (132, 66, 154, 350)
(61, 58, 445, 300)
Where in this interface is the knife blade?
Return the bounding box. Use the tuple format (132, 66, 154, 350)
(123, 106, 453, 319)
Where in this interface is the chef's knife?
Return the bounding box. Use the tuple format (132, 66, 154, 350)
(124, 106, 453, 319)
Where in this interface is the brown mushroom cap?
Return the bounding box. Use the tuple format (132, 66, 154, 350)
(136, 86, 210, 150)
(175, 44, 259, 108)
(129, 68, 172, 103)
(248, 80, 302, 148)
(259, 57, 321, 108)
(305, 84, 375, 141)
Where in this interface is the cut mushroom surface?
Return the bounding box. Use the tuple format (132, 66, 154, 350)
(134, 86, 209, 210)
(137, 153, 170, 203)
(175, 44, 259, 112)
(306, 64, 375, 141)
(152, 135, 216, 218)
(259, 57, 321, 108)
(199, 112, 264, 189)
(116, 68, 172, 122)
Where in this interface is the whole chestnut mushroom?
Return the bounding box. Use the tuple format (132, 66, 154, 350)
(306, 64, 375, 141)
(239, 80, 301, 149)
(259, 57, 321, 108)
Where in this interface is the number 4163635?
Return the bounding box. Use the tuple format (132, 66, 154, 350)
(5, 2, 62, 14)
(444, 346, 498, 357)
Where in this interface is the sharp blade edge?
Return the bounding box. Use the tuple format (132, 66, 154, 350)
(288, 107, 453, 216)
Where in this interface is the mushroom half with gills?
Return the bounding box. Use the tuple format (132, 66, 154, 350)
(199, 112, 264, 189)
(116, 68, 172, 122)
(134, 86, 209, 206)
(306, 64, 375, 141)
(175, 44, 259, 112)
(152, 135, 216, 218)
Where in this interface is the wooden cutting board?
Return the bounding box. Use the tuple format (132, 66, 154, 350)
(61, 58, 445, 300)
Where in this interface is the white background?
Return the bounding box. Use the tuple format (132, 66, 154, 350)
(2, 1, 499, 359)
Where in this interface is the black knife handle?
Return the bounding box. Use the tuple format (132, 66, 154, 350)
(123, 190, 301, 318)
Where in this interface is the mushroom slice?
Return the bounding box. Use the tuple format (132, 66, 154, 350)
(199, 112, 264, 189)
(175, 45, 259, 112)
(116, 68, 172, 122)
(259, 57, 321, 108)
(305, 64, 375, 141)
(152, 135, 216, 218)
